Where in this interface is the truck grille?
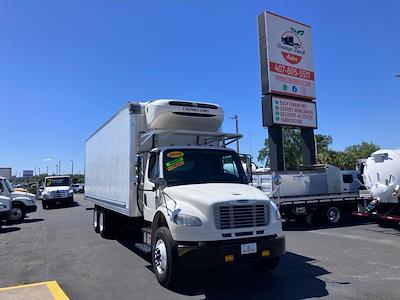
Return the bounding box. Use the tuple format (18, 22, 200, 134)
(214, 204, 269, 230)
(52, 191, 67, 199)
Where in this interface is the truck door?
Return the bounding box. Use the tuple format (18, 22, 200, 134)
(143, 152, 160, 221)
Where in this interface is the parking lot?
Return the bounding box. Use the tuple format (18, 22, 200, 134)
(0, 194, 399, 300)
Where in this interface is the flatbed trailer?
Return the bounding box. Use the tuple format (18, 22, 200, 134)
(352, 196, 400, 226)
(271, 193, 362, 225)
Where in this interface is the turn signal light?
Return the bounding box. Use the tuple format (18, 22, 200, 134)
(262, 250, 270, 257)
(224, 255, 234, 263)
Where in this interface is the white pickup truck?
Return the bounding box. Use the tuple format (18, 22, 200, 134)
(0, 195, 11, 225)
(42, 176, 74, 209)
(85, 99, 285, 287)
(0, 176, 37, 223)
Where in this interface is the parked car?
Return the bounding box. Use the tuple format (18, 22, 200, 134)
(71, 183, 84, 193)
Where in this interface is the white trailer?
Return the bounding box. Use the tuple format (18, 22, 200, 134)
(0, 168, 11, 181)
(85, 99, 285, 287)
(253, 164, 361, 225)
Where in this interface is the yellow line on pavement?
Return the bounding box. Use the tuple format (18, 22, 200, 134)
(0, 280, 69, 299)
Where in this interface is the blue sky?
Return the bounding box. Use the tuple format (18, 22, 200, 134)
(0, 0, 398, 176)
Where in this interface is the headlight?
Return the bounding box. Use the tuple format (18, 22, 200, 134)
(173, 214, 202, 226)
(0, 201, 6, 208)
(69, 190, 73, 194)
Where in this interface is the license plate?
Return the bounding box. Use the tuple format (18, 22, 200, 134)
(55, 201, 60, 205)
(241, 243, 257, 255)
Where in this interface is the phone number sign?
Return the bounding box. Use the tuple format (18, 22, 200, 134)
(258, 11, 316, 100)
(271, 97, 317, 128)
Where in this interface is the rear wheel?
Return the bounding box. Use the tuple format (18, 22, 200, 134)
(326, 206, 342, 224)
(98, 208, 118, 239)
(152, 227, 181, 288)
(93, 206, 100, 233)
(42, 201, 48, 210)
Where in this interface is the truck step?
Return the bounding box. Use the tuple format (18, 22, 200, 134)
(134, 243, 151, 254)
(141, 227, 151, 234)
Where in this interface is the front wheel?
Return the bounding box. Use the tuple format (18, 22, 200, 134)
(9, 205, 26, 223)
(152, 227, 181, 288)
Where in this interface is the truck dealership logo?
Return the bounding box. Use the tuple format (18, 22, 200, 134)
(278, 27, 305, 65)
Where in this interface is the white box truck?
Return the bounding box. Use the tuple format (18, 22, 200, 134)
(85, 99, 285, 287)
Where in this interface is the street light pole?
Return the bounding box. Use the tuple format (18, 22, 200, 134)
(46, 166, 49, 175)
(229, 114, 240, 154)
(58, 160, 62, 175)
(56, 164, 59, 175)
(70, 160, 74, 176)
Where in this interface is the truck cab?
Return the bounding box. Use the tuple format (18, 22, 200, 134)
(0, 176, 37, 223)
(42, 176, 74, 209)
(140, 146, 284, 284)
(0, 195, 12, 223)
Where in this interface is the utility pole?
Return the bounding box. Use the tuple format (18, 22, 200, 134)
(230, 114, 240, 154)
(56, 164, 59, 175)
(58, 160, 62, 175)
(70, 160, 74, 177)
(46, 166, 49, 175)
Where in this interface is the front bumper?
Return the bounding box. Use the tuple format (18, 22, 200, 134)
(43, 197, 73, 205)
(0, 210, 11, 220)
(177, 235, 285, 268)
(26, 205, 37, 213)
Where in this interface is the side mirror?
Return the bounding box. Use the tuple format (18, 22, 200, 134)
(272, 175, 282, 186)
(154, 178, 168, 191)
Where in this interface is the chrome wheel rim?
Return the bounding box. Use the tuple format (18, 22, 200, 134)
(99, 211, 104, 232)
(9, 208, 22, 221)
(327, 207, 340, 223)
(93, 210, 98, 229)
(154, 239, 167, 275)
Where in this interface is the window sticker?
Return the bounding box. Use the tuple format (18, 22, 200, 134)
(166, 157, 185, 171)
(167, 151, 184, 158)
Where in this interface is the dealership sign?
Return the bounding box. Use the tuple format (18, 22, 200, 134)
(272, 97, 316, 128)
(258, 11, 315, 100)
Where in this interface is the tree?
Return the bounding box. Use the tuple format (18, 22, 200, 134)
(257, 130, 379, 170)
(258, 128, 333, 170)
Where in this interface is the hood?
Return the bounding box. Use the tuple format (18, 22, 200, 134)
(12, 191, 36, 200)
(44, 186, 71, 192)
(164, 183, 269, 207)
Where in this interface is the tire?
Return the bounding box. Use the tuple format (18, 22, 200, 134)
(9, 205, 26, 223)
(251, 258, 280, 273)
(42, 201, 48, 210)
(326, 206, 342, 224)
(152, 227, 181, 288)
(99, 208, 116, 239)
(93, 206, 100, 233)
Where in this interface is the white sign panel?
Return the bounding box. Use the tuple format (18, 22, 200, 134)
(262, 11, 315, 100)
(23, 170, 34, 177)
(272, 96, 317, 128)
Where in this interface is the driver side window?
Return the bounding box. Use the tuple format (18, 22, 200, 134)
(148, 154, 160, 182)
(0, 182, 4, 193)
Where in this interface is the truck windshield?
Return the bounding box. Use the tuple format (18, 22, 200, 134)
(46, 177, 70, 187)
(4, 179, 14, 193)
(163, 149, 247, 186)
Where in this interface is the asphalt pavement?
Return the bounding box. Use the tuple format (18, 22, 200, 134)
(1, 194, 399, 300)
